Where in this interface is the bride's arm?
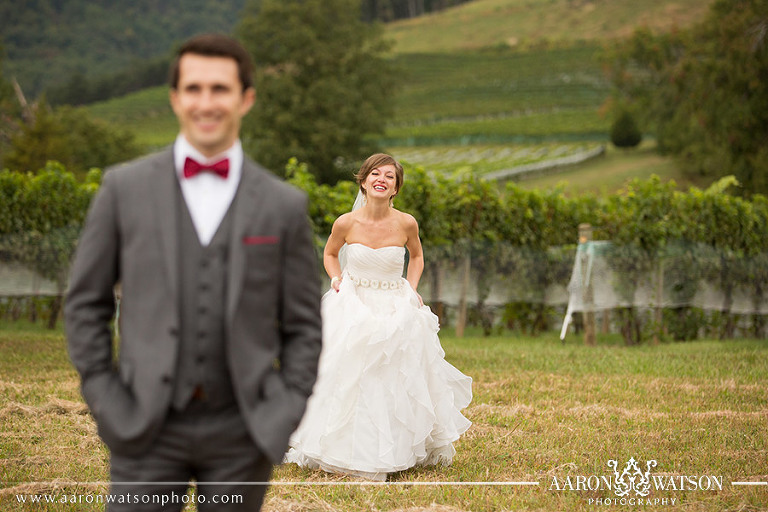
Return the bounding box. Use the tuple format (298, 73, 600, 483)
(403, 214, 425, 302)
(324, 214, 351, 291)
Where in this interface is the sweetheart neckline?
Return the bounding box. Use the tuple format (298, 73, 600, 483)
(347, 243, 405, 251)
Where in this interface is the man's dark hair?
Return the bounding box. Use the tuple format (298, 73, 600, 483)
(169, 33, 254, 91)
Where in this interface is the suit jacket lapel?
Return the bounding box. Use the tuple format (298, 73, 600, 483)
(227, 159, 268, 324)
(151, 148, 180, 307)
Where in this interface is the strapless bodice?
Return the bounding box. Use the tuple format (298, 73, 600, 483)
(343, 243, 405, 287)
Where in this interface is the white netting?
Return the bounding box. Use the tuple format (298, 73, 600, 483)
(409, 240, 768, 337)
(0, 230, 76, 297)
(3, 234, 766, 338)
(562, 241, 768, 312)
(0, 260, 61, 296)
(558, 240, 768, 339)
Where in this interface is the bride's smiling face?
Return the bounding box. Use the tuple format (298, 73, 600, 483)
(363, 164, 398, 201)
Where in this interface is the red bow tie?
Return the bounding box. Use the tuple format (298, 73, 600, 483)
(183, 157, 230, 179)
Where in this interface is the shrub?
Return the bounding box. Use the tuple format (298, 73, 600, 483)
(610, 110, 642, 148)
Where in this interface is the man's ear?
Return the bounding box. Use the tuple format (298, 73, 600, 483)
(169, 88, 181, 116)
(241, 87, 256, 115)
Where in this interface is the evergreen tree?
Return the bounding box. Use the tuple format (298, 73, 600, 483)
(237, 0, 396, 183)
(610, 109, 642, 149)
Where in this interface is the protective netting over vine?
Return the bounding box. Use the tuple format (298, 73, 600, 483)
(416, 239, 768, 338)
(563, 241, 768, 313)
(0, 230, 77, 297)
(3, 236, 767, 326)
(0, 260, 61, 296)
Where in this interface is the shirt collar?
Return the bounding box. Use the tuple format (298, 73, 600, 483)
(173, 135, 243, 181)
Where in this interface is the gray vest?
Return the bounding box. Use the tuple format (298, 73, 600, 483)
(171, 182, 239, 411)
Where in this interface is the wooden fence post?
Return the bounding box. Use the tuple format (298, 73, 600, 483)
(579, 223, 596, 346)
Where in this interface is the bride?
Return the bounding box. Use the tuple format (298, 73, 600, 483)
(284, 153, 472, 481)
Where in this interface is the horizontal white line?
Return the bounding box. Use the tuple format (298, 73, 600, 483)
(3, 481, 540, 487)
(109, 481, 541, 487)
(13, 480, 768, 487)
(270, 481, 541, 487)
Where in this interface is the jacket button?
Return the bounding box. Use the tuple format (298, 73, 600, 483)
(161, 375, 172, 384)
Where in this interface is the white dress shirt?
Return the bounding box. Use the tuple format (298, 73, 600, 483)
(174, 135, 243, 246)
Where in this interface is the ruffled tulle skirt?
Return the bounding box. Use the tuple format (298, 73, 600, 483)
(283, 278, 472, 480)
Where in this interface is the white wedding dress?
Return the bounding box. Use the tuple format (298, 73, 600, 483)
(284, 243, 472, 480)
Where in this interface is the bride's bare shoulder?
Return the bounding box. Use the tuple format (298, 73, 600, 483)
(331, 211, 359, 236)
(394, 209, 418, 228)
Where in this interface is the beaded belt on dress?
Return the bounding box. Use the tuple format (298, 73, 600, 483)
(348, 273, 404, 290)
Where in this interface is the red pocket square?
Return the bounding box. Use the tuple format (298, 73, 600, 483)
(243, 236, 279, 245)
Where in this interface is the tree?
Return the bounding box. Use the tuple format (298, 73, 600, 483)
(0, 45, 23, 154)
(3, 101, 141, 176)
(237, 0, 396, 184)
(1, 0, 249, 98)
(605, 0, 768, 195)
(610, 109, 642, 149)
(361, 0, 472, 21)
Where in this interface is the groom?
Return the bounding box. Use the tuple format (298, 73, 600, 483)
(64, 34, 322, 511)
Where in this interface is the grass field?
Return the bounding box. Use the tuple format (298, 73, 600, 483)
(514, 141, 712, 195)
(387, 0, 713, 53)
(1, 322, 766, 511)
(391, 141, 602, 175)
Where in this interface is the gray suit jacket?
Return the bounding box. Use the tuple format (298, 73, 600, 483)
(64, 148, 322, 463)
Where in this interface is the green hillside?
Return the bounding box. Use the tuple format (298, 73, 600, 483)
(387, 0, 712, 53)
(83, 0, 717, 193)
(391, 47, 606, 121)
(0, 0, 247, 96)
(514, 141, 705, 195)
(88, 45, 611, 151)
(86, 86, 174, 150)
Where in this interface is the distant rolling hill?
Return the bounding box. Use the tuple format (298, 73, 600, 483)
(387, 0, 712, 53)
(0, 0, 247, 96)
(90, 0, 714, 136)
(83, 0, 717, 193)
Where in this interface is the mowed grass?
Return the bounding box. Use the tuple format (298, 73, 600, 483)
(390, 141, 604, 177)
(1, 323, 766, 511)
(387, 0, 713, 53)
(514, 141, 714, 195)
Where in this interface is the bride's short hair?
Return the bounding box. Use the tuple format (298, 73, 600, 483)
(355, 153, 404, 197)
